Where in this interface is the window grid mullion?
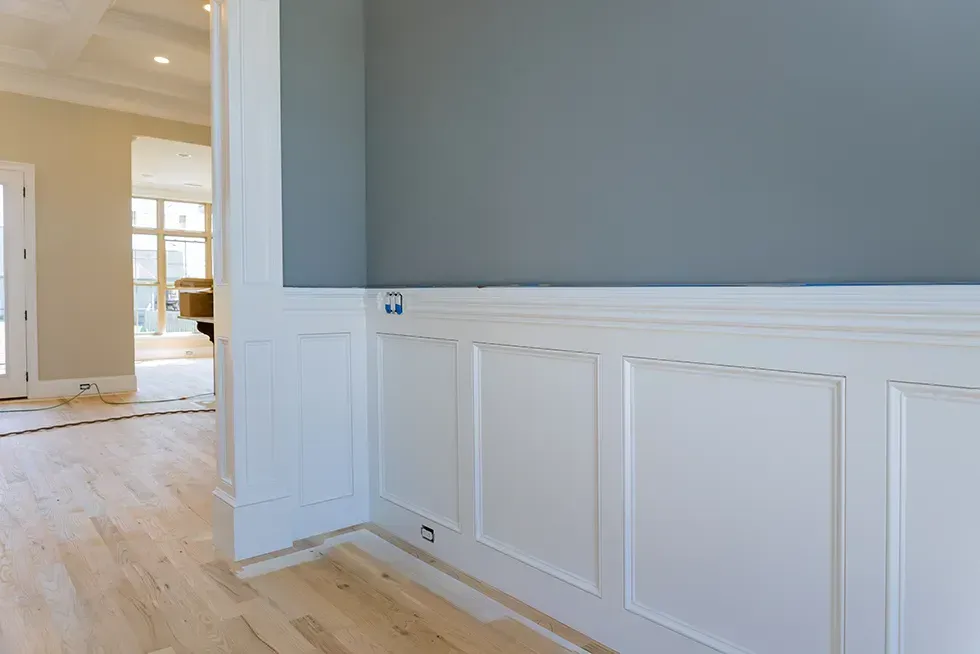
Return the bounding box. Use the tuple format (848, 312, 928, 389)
(156, 199, 167, 335)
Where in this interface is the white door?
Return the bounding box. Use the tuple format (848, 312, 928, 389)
(0, 168, 27, 399)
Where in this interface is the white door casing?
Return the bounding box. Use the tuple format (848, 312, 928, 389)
(0, 164, 30, 399)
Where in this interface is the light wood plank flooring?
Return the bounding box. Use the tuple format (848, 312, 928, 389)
(0, 393, 606, 653)
(0, 359, 213, 437)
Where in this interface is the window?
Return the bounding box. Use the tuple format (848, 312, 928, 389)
(132, 198, 212, 335)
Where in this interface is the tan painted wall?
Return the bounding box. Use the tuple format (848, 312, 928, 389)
(0, 92, 210, 381)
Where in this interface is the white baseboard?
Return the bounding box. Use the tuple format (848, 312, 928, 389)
(212, 490, 294, 562)
(136, 334, 213, 361)
(29, 374, 138, 400)
(136, 344, 213, 362)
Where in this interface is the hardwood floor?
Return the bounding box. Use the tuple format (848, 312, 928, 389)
(0, 387, 606, 653)
(0, 359, 214, 437)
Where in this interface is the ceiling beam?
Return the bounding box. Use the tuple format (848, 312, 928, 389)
(69, 60, 210, 104)
(44, 0, 116, 70)
(0, 44, 46, 69)
(0, 62, 210, 125)
(0, 0, 69, 24)
(95, 8, 209, 56)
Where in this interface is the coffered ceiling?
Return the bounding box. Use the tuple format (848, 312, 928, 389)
(0, 0, 210, 124)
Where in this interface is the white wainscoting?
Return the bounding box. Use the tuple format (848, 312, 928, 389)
(366, 286, 980, 654)
(280, 289, 370, 542)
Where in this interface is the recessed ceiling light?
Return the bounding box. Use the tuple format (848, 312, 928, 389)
(177, 153, 192, 159)
(203, 4, 211, 12)
(153, 56, 170, 64)
(184, 182, 203, 188)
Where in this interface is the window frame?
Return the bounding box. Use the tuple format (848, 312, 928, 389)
(132, 197, 212, 337)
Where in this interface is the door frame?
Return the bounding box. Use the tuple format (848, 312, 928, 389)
(0, 160, 38, 397)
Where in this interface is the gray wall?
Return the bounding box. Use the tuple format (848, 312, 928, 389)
(281, 0, 365, 287)
(366, 0, 980, 286)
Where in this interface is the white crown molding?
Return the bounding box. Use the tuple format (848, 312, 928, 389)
(371, 285, 980, 346)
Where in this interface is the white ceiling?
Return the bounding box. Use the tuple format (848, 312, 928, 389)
(132, 136, 211, 203)
(0, 0, 210, 124)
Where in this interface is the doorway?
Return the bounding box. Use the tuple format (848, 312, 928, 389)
(130, 137, 214, 396)
(0, 163, 30, 400)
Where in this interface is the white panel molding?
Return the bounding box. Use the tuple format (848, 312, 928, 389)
(215, 337, 234, 490)
(377, 333, 462, 534)
(373, 286, 980, 346)
(473, 342, 601, 597)
(623, 358, 846, 654)
(243, 340, 277, 489)
(298, 333, 355, 507)
(885, 381, 980, 654)
(281, 290, 370, 543)
(237, 0, 280, 286)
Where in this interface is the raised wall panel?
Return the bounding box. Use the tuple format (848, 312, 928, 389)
(625, 358, 844, 654)
(216, 336, 234, 487)
(474, 343, 601, 594)
(239, 0, 281, 285)
(243, 340, 276, 487)
(378, 334, 460, 531)
(298, 333, 354, 506)
(887, 383, 980, 654)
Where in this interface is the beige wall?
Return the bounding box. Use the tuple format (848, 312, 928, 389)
(0, 92, 210, 381)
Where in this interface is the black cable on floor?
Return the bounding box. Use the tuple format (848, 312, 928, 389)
(0, 407, 215, 438)
(0, 382, 217, 438)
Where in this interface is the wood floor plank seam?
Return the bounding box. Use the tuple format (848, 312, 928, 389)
(0, 362, 613, 654)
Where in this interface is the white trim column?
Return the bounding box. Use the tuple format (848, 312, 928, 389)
(209, 0, 292, 560)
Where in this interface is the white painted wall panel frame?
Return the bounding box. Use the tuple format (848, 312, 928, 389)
(474, 342, 602, 596)
(886, 382, 980, 654)
(623, 358, 846, 654)
(298, 333, 355, 507)
(215, 336, 234, 490)
(243, 339, 276, 488)
(377, 333, 462, 533)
